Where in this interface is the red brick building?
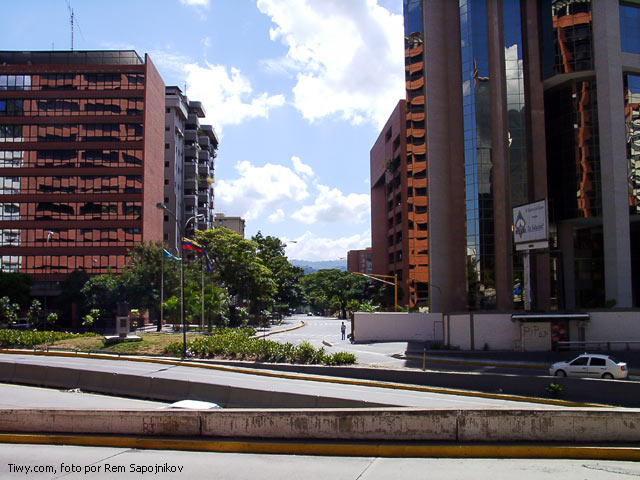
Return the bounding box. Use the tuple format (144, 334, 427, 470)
(0, 51, 165, 291)
(347, 248, 372, 274)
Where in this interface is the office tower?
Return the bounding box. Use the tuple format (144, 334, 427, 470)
(371, 0, 639, 311)
(0, 50, 165, 297)
(163, 86, 218, 252)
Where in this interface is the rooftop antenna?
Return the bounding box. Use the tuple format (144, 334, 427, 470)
(66, 0, 74, 50)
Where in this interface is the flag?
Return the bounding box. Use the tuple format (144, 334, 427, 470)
(162, 248, 181, 261)
(182, 238, 203, 253)
(203, 249, 212, 273)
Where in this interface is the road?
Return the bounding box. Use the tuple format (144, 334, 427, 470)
(1, 443, 639, 479)
(0, 353, 562, 409)
(266, 314, 413, 367)
(0, 383, 167, 409)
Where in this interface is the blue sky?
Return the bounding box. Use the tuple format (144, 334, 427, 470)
(1, 0, 405, 261)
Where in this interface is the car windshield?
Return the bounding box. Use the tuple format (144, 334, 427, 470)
(608, 356, 620, 364)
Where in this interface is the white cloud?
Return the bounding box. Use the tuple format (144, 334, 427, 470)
(179, 0, 210, 7)
(185, 62, 285, 133)
(257, 0, 405, 127)
(285, 230, 371, 261)
(291, 155, 314, 178)
(292, 184, 370, 224)
(215, 161, 309, 220)
(148, 50, 284, 134)
(268, 209, 286, 222)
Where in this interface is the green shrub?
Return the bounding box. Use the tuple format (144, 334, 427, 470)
(324, 351, 357, 366)
(545, 382, 563, 398)
(0, 329, 96, 348)
(162, 329, 357, 365)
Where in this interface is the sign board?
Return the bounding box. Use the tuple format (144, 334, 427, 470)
(513, 199, 548, 250)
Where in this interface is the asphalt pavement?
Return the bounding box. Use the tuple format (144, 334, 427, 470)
(265, 314, 640, 378)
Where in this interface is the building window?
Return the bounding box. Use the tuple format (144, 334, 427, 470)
(165, 143, 169, 149)
(620, 3, 640, 54)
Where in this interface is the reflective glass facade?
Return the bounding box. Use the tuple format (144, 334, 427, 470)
(0, 51, 159, 278)
(404, 0, 429, 307)
(626, 74, 640, 214)
(541, 0, 594, 79)
(460, 0, 495, 309)
(503, 0, 528, 309)
(620, 3, 640, 54)
(546, 80, 601, 220)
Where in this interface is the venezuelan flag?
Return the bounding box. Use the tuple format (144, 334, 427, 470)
(182, 238, 203, 253)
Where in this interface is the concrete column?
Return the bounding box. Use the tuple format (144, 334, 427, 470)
(558, 221, 576, 311)
(486, 0, 513, 311)
(592, 0, 633, 307)
(522, 0, 551, 311)
(424, 0, 468, 312)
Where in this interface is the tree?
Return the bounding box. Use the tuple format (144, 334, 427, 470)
(0, 272, 32, 308)
(121, 242, 179, 320)
(195, 228, 276, 326)
(252, 232, 306, 313)
(58, 269, 91, 325)
(80, 271, 122, 315)
(301, 270, 383, 318)
(27, 299, 42, 327)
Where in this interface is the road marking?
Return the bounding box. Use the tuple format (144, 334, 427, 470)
(1, 434, 639, 461)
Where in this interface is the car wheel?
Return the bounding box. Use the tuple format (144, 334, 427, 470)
(602, 373, 614, 379)
(554, 370, 566, 377)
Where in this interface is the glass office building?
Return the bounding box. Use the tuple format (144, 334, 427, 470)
(370, 0, 640, 311)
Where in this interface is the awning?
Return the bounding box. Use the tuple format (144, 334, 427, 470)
(511, 313, 590, 322)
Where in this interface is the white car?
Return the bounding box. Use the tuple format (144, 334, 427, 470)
(549, 354, 628, 380)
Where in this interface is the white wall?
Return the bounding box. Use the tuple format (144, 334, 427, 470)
(353, 312, 442, 342)
(448, 315, 471, 350)
(354, 310, 640, 351)
(472, 314, 520, 350)
(585, 311, 640, 350)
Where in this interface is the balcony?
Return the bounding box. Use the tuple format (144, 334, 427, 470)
(183, 160, 197, 177)
(185, 129, 198, 143)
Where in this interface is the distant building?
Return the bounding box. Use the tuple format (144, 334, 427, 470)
(0, 50, 165, 288)
(214, 213, 245, 237)
(347, 248, 372, 274)
(163, 86, 218, 252)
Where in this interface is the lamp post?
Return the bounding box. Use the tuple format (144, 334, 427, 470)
(156, 203, 179, 333)
(351, 272, 398, 312)
(158, 202, 204, 358)
(43, 231, 54, 327)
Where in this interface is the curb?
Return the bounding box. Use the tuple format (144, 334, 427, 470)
(1, 434, 638, 460)
(0, 348, 603, 408)
(252, 320, 307, 339)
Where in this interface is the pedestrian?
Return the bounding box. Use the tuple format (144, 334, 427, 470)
(340, 321, 346, 340)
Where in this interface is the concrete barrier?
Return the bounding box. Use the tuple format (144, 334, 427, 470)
(457, 409, 640, 443)
(44, 366, 81, 389)
(111, 373, 152, 399)
(1, 408, 639, 443)
(77, 370, 116, 395)
(0, 361, 16, 383)
(12, 363, 48, 386)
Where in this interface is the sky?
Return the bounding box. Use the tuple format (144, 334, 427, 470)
(0, 0, 405, 261)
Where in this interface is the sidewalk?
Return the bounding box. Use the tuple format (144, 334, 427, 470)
(404, 342, 640, 374)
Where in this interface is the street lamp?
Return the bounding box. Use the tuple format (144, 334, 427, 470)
(157, 203, 204, 357)
(351, 272, 398, 312)
(44, 231, 54, 327)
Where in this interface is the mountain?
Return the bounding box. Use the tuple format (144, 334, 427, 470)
(290, 259, 347, 274)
